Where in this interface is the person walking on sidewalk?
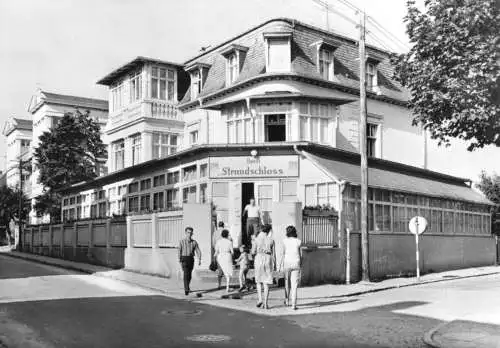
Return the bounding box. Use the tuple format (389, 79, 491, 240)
(214, 229, 234, 292)
(252, 224, 275, 310)
(280, 225, 302, 310)
(178, 227, 201, 296)
(235, 245, 250, 292)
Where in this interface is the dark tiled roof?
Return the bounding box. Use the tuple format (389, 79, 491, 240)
(97, 56, 184, 86)
(41, 91, 108, 110)
(180, 18, 408, 108)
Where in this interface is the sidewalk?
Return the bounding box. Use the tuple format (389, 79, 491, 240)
(3, 249, 500, 313)
(424, 320, 500, 348)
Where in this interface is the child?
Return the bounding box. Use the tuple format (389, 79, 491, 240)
(236, 245, 249, 292)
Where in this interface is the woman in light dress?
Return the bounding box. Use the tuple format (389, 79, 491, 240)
(251, 224, 275, 309)
(214, 229, 234, 292)
(280, 225, 302, 310)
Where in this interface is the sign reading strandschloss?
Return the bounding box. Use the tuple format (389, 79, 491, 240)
(209, 155, 299, 178)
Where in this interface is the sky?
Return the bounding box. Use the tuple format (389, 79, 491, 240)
(0, 0, 498, 181)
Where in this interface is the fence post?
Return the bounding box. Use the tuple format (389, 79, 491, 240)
(48, 225, 53, 256)
(60, 224, 65, 258)
(126, 216, 133, 249)
(73, 222, 78, 260)
(31, 227, 34, 253)
(151, 213, 158, 249)
(38, 226, 42, 254)
(87, 220, 93, 261)
(105, 219, 111, 266)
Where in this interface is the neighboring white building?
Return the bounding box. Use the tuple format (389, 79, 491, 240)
(2, 117, 33, 192)
(96, 57, 189, 173)
(27, 89, 109, 223)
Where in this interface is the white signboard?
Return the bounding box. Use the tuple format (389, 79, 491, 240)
(409, 216, 427, 235)
(209, 155, 299, 179)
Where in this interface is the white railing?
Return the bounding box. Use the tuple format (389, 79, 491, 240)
(127, 210, 184, 249)
(148, 100, 179, 120)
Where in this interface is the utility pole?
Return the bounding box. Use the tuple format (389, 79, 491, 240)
(358, 10, 370, 282)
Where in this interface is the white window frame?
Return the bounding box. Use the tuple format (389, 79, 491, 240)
(151, 66, 175, 101)
(131, 134, 142, 165)
(227, 53, 239, 84)
(152, 132, 178, 159)
(112, 140, 125, 170)
(298, 101, 335, 144)
(111, 83, 126, 112)
(366, 62, 378, 89)
(189, 130, 199, 145)
(264, 33, 292, 73)
(366, 121, 382, 158)
(319, 48, 334, 81)
(191, 69, 202, 99)
(130, 71, 142, 103)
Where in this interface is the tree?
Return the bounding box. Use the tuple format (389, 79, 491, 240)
(0, 186, 25, 242)
(476, 171, 500, 234)
(392, 0, 500, 151)
(476, 171, 500, 205)
(33, 110, 106, 221)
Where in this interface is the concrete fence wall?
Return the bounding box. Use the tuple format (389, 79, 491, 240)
(22, 218, 127, 268)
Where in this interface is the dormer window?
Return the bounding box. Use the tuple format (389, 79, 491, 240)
(314, 39, 340, 82)
(366, 62, 377, 89)
(319, 48, 334, 80)
(264, 32, 292, 73)
(151, 67, 175, 101)
(227, 54, 238, 83)
(186, 62, 211, 100)
(191, 70, 202, 98)
(221, 44, 248, 85)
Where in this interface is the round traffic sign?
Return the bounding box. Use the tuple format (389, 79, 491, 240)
(409, 216, 427, 235)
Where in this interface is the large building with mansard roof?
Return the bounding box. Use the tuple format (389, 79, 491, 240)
(57, 18, 495, 281)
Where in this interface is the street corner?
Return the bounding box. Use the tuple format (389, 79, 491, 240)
(424, 320, 500, 348)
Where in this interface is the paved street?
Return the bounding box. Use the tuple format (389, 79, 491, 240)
(1, 254, 499, 348)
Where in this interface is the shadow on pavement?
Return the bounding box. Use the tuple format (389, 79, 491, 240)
(0, 253, 82, 280)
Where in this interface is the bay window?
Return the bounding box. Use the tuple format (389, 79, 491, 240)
(111, 83, 125, 111)
(298, 102, 335, 144)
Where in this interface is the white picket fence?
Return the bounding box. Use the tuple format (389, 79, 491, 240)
(128, 211, 184, 248)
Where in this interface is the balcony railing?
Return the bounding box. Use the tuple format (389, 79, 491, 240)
(109, 99, 180, 125)
(148, 100, 179, 120)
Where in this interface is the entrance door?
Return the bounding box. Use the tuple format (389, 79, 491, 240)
(241, 182, 255, 246)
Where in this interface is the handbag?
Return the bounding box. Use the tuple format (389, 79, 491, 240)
(209, 260, 218, 272)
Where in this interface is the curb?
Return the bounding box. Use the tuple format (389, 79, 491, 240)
(2, 251, 500, 302)
(423, 322, 449, 348)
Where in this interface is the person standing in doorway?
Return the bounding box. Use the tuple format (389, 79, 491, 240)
(178, 227, 202, 295)
(243, 198, 262, 246)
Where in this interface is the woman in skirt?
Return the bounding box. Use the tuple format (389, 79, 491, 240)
(251, 224, 275, 309)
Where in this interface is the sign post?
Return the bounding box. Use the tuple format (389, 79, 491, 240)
(409, 216, 427, 281)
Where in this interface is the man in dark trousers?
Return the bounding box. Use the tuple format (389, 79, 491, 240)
(178, 227, 202, 295)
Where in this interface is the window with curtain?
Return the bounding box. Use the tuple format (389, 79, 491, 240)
(319, 48, 334, 80)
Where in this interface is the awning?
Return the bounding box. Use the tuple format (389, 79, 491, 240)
(306, 151, 491, 205)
